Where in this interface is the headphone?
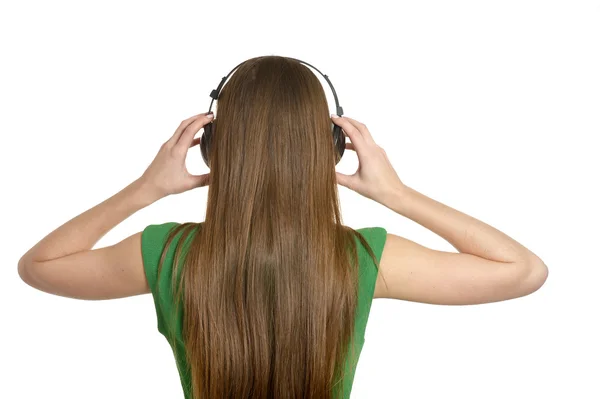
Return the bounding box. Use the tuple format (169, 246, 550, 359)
(199, 57, 346, 168)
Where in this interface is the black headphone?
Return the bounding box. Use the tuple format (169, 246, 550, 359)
(199, 57, 346, 168)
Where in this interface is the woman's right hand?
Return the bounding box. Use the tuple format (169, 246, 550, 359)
(332, 115, 406, 204)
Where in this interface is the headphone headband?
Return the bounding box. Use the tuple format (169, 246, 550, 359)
(207, 57, 344, 117)
(200, 56, 347, 168)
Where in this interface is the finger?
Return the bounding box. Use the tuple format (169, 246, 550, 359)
(331, 115, 366, 150)
(190, 137, 201, 147)
(342, 116, 375, 144)
(345, 142, 356, 151)
(167, 112, 209, 147)
(175, 113, 214, 151)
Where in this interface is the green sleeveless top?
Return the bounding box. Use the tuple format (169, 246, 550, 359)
(141, 222, 387, 399)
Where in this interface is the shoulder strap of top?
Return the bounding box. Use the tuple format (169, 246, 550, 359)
(336, 226, 388, 397)
(352, 227, 388, 339)
(354, 226, 387, 280)
(141, 222, 185, 335)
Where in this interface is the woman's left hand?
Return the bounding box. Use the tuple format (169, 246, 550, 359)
(140, 112, 213, 198)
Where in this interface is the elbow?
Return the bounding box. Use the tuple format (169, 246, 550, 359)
(18, 257, 37, 287)
(521, 257, 549, 295)
(18, 258, 31, 284)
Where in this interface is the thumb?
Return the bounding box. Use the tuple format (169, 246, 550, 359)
(189, 173, 210, 189)
(336, 171, 354, 189)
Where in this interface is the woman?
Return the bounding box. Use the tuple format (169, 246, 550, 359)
(18, 55, 548, 399)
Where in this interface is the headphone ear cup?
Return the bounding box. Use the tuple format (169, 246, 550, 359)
(200, 122, 213, 168)
(332, 123, 345, 164)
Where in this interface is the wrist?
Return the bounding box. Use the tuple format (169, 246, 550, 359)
(379, 184, 411, 209)
(133, 177, 165, 206)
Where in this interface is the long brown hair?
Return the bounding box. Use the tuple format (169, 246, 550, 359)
(157, 55, 380, 398)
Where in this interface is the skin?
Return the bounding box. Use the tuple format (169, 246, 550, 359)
(18, 112, 548, 304)
(331, 114, 548, 304)
(17, 112, 214, 300)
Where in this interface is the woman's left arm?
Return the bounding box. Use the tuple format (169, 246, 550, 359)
(18, 112, 213, 300)
(18, 179, 160, 300)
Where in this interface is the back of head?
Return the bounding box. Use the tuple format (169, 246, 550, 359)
(163, 55, 376, 398)
(207, 55, 340, 218)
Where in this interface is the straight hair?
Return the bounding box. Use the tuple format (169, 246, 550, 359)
(157, 55, 380, 398)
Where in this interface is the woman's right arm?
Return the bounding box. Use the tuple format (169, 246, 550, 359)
(376, 185, 547, 304)
(332, 115, 548, 305)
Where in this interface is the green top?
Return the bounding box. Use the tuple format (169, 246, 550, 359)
(141, 222, 387, 399)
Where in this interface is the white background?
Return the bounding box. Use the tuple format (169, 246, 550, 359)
(2, 1, 598, 398)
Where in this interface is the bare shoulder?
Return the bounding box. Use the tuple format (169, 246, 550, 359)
(373, 233, 548, 305)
